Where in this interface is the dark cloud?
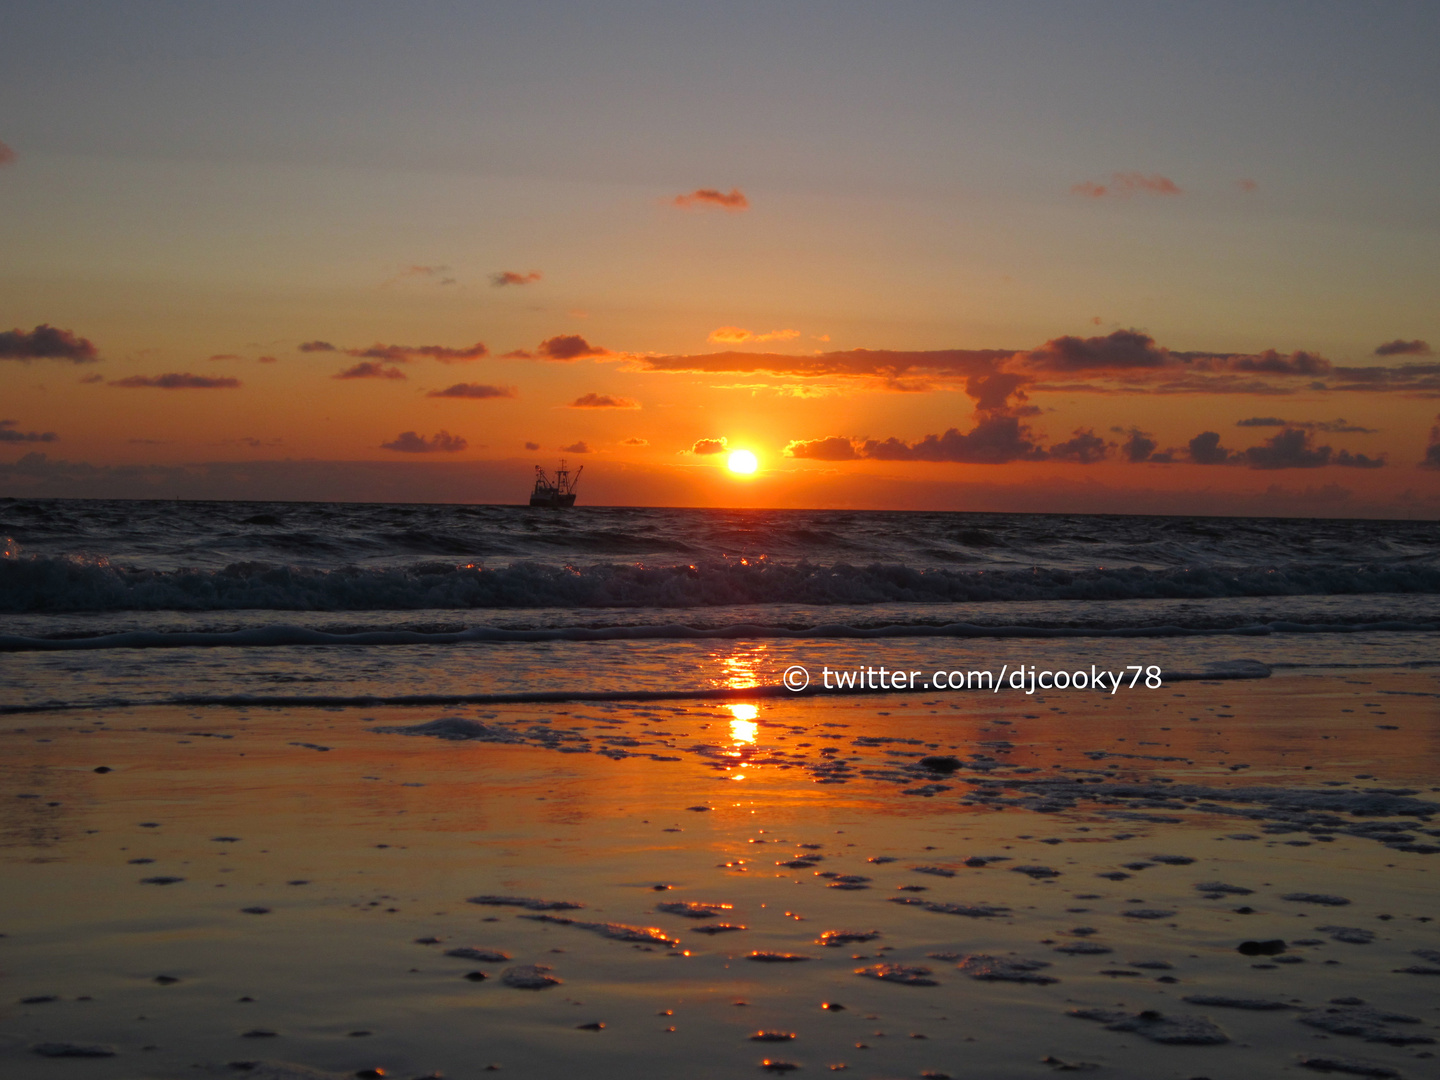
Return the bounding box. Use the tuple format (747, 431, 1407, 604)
(427, 383, 517, 399)
(568, 392, 637, 409)
(965, 371, 1034, 415)
(1238, 428, 1385, 470)
(298, 340, 336, 352)
(1375, 339, 1432, 357)
(1071, 173, 1182, 198)
(0, 324, 99, 363)
(1321, 363, 1440, 394)
(537, 335, 610, 362)
(1422, 417, 1440, 470)
(491, 270, 542, 287)
(502, 349, 534, 360)
(1113, 427, 1159, 463)
(861, 417, 1046, 464)
(0, 420, 57, 443)
(1023, 329, 1169, 373)
(671, 187, 749, 211)
(0, 139, 15, 166)
(786, 436, 859, 461)
(334, 362, 406, 381)
(110, 373, 241, 389)
(691, 437, 728, 455)
(257, 355, 278, 364)
(1188, 431, 1235, 465)
(621, 437, 649, 446)
(1222, 349, 1329, 375)
(524, 441, 540, 451)
(347, 341, 489, 364)
(560, 441, 590, 454)
(1236, 416, 1377, 434)
(78, 373, 104, 385)
(380, 430, 467, 453)
(207, 353, 241, 361)
(1047, 428, 1113, 464)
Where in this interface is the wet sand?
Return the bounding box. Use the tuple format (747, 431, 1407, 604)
(2, 672, 1438, 1079)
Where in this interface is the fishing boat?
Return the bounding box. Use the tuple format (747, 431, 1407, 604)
(529, 460, 582, 508)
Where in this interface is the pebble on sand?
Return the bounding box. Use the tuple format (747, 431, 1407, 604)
(1282, 892, 1352, 906)
(501, 965, 562, 989)
(856, 963, 938, 986)
(32, 1042, 116, 1057)
(446, 947, 511, 962)
(955, 955, 1057, 985)
(1067, 1008, 1229, 1045)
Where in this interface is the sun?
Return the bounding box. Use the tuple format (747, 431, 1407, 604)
(727, 449, 758, 474)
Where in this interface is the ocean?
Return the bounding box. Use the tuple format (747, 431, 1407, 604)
(2, 499, 1436, 713)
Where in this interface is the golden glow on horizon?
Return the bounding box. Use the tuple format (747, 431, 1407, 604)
(727, 449, 758, 475)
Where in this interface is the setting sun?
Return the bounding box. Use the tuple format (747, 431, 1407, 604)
(727, 449, 759, 475)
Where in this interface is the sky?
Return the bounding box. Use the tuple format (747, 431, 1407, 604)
(2, 0, 1439, 515)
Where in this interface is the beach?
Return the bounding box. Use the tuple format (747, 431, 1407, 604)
(3, 663, 1437, 1079)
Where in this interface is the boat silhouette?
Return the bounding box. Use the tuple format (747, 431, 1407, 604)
(529, 460, 582, 508)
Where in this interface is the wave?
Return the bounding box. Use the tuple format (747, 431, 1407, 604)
(5, 555, 1440, 614)
(0, 660, 1272, 715)
(1, 619, 1434, 652)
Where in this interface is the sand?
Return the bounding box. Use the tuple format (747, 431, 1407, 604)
(2, 671, 1438, 1079)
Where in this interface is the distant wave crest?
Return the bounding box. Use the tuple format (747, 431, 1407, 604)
(3, 552, 1440, 615)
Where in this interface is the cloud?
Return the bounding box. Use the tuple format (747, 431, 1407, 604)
(1375, 339, 1432, 357)
(537, 335, 610, 361)
(427, 382, 516, 399)
(0, 140, 15, 166)
(621, 437, 649, 446)
(1236, 416, 1377, 434)
(691, 437, 728, 455)
(1047, 428, 1113, 464)
(109, 373, 241, 389)
(708, 326, 801, 345)
(671, 187, 749, 211)
(334, 362, 406, 380)
(524, 441, 540, 451)
(78, 373, 104, 384)
(1236, 178, 1258, 193)
(380, 430, 468, 453)
(299, 340, 337, 353)
(0, 420, 57, 443)
(257, 355, 278, 364)
(568, 392, 638, 409)
(1113, 427, 1159, 463)
(635, 347, 1013, 382)
(786, 436, 859, 461)
(382, 264, 454, 287)
(502, 349, 534, 360)
(1241, 427, 1385, 470)
(560, 441, 590, 454)
(347, 341, 489, 364)
(1023, 329, 1172, 373)
(1071, 173, 1182, 198)
(1421, 417, 1440, 470)
(861, 417, 1046, 464)
(207, 353, 241, 362)
(491, 270, 542, 287)
(1188, 431, 1235, 465)
(0, 324, 99, 363)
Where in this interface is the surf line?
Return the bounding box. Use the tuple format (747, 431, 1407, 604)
(0, 663, 1270, 715)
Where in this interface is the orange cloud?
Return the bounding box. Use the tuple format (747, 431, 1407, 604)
(560, 441, 590, 453)
(334, 362, 406, 380)
(491, 270, 543, 287)
(672, 187, 750, 211)
(691, 437, 727, 455)
(707, 326, 801, 345)
(786, 436, 858, 461)
(427, 383, 517, 399)
(536, 335, 610, 361)
(569, 393, 638, 409)
(299, 340, 336, 352)
(1071, 173, 1182, 198)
